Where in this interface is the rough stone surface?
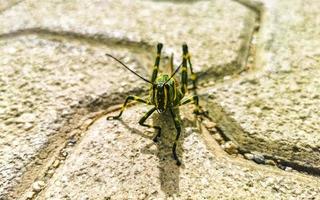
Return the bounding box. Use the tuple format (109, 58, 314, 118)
(0, 0, 256, 77)
(1, 0, 320, 199)
(0, 0, 23, 12)
(0, 35, 149, 199)
(0, 0, 256, 199)
(205, 0, 320, 169)
(38, 105, 320, 199)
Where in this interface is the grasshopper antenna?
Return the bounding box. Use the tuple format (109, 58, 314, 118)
(106, 53, 154, 85)
(165, 62, 182, 84)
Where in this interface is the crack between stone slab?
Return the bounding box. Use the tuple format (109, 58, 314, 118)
(232, 0, 264, 15)
(200, 122, 320, 187)
(200, 1, 320, 177)
(232, 0, 262, 72)
(0, 29, 157, 199)
(26, 99, 317, 200)
(0, 27, 235, 86)
(0, 28, 155, 54)
(12, 92, 147, 199)
(196, 0, 261, 89)
(232, 0, 273, 75)
(2, 16, 263, 197)
(0, 27, 257, 88)
(18, 102, 140, 200)
(202, 95, 320, 177)
(0, 30, 152, 199)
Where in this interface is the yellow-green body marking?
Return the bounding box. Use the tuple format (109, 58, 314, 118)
(106, 43, 202, 166)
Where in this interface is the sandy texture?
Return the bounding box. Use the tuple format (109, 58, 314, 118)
(39, 105, 320, 199)
(0, 0, 256, 76)
(1, 0, 320, 199)
(205, 0, 320, 169)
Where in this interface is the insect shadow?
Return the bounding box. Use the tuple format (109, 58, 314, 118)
(119, 108, 195, 197)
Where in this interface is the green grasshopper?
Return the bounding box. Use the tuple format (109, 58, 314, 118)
(106, 43, 203, 166)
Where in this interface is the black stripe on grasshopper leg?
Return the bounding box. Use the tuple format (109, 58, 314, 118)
(186, 49, 197, 90)
(180, 95, 199, 106)
(106, 95, 148, 120)
(170, 107, 182, 166)
(138, 107, 162, 142)
(182, 43, 198, 92)
(181, 44, 189, 95)
(151, 43, 163, 83)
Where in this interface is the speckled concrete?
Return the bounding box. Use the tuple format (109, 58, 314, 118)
(0, 0, 257, 199)
(0, 0, 23, 12)
(205, 0, 320, 169)
(0, 0, 256, 77)
(38, 105, 320, 200)
(0, 35, 150, 199)
(1, 0, 320, 199)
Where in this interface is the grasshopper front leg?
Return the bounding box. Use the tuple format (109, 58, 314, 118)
(170, 107, 182, 166)
(138, 107, 161, 142)
(107, 95, 148, 120)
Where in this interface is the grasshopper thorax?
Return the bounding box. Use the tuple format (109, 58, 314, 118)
(151, 75, 172, 113)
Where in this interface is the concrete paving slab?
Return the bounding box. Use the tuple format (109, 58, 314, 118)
(204, 0, 320, 170)
(0, 0, 257, 198)
(0, 0, 256, 78)
(37, 105, 320, 199)
(0, 34, 150, 199)
(4, 0, 320, 199)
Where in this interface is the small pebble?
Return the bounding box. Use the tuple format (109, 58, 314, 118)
(24, 122, 34, 131)
(221, 141, 238, 154)
(223, 75, 231, 81)
(285, 166, 293, 172)
(139, 193, 147, 200)
(68, 137, 77, 145)
(25, 191, 35, 199)
(61, 151, 68, 158)
(252, 154, 265, 164)
(244, 153, 265, 164)
(265, 159, 277, 166)
(46, 169, 55, 177)
(32, 180, 45, 192)
(52, 160, 60, 168)
(203, 120, 216, 130)
(244, 153, 255, 160)
(212, 133, 224, 144)
(278, 164, 286, 170)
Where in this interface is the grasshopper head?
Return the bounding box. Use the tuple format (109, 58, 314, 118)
(153, 83, 169, 113)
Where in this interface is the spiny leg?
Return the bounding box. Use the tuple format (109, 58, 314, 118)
(151, 43, 163, 83)
(180, 95, 198, 106)
(170, 53, 174, 74)
(181, 44, 189, 95)
(138, 107, 162, 142)
(182, 43, 198, 93)
(169, 107, 182, 166)
(107, 95, 148, 120)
